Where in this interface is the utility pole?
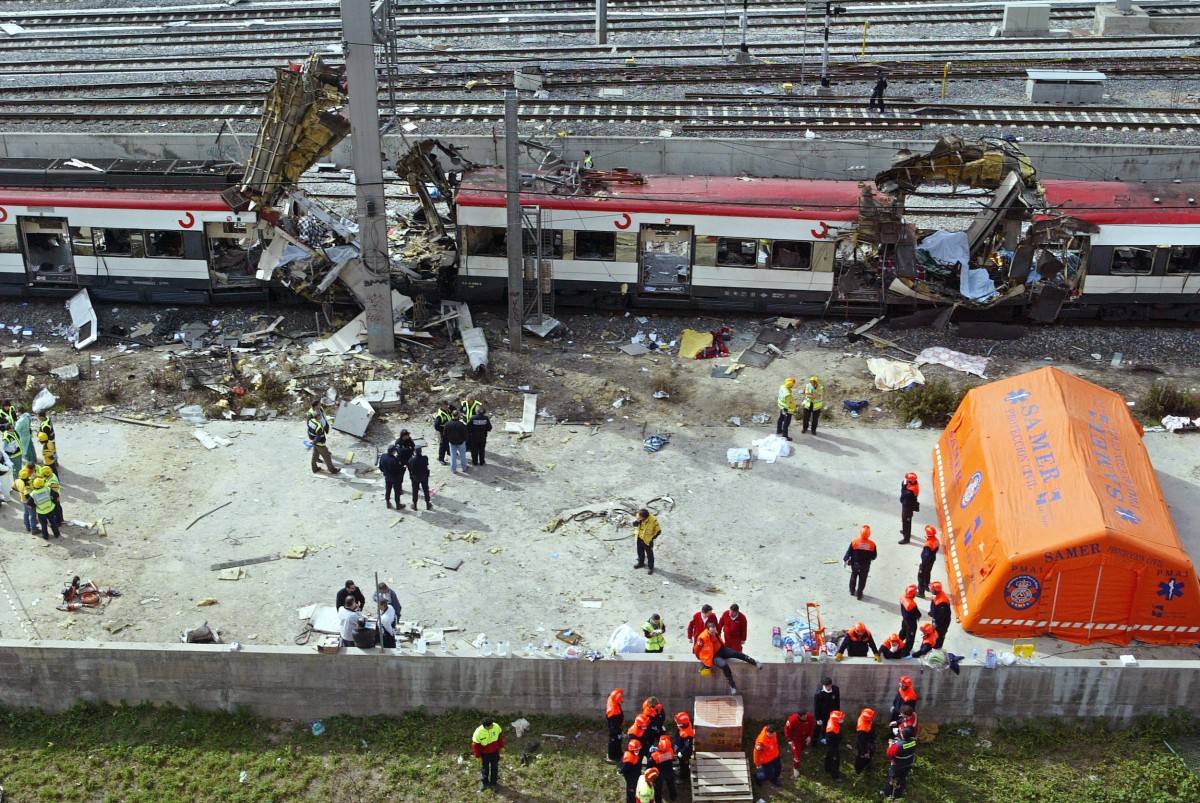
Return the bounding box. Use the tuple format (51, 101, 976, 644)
(736, 0, 751, 63)
(504, 90, 523, 352)
(595, 0, 607, 45)
(340, 0, 394, 357)
(819, 1, 847, 92)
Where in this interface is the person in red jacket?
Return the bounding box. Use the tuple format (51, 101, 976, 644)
(606, 688, 625, 762)
(718, 604, 748, 652)
(687, 604, 717, 645)
(471, 716, 505, 793)
(752, 724, 782, 786)
(783, 711, 815, 777)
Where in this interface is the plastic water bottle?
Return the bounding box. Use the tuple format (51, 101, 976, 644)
(784, 645, 794, 664)
(772, 627, 782, 648)
(972, 648, 979, 664)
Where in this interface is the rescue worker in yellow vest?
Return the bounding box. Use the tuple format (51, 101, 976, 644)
(461, 394, 481, 421)
(643, 614, 666, 653)
(0, 400, 15, 429)
(36, 411, 56, 465)
(583, 150, 594, 169)
(13, 466, 36, 534)
(776, 377, 797, 440)
(802, 375, 824, 435)
(2, 425, 23, 476)
(649, 734, 677, 801)
(635, 767, 659, 803)
(39, 465, 63, 526)
(307, 412, 338, 475)
(633, 508, 661, 575)
(471, 716, 504, 793)
(28, 476, 60, 541)
(432, 400, 454, 464)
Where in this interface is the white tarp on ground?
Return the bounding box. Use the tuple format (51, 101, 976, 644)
(867, 358, 927, 391)
(752, 434, 792, 463)
(915, 346, 990, 378)
(918, 230, 997, 302)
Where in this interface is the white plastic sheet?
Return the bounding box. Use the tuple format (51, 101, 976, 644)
(608, 623, 646, 654)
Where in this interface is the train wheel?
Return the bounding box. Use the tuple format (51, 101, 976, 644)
(1099, 305, 1135, 322)
(1179, 307, 1200, 323)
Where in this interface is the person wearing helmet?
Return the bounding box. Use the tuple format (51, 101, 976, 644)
(898, 472, 920, 544)
(649, 733, 677, 800)
(928, 581, 952, 647)
(635, 767, 659, 803)
(889, 676, 920, 726)
(836, 621, 882, 661)
(898, 584, 922, 656)
(880, 632, 906, 660)
(776, 377, 797, 440)
(883, 723, 918, 799)
(620, 738, 643, 803)
(823, 710, 845, 781)
(605, 689, 625, 763)
(37, 430, 57, 470)
(910, 622, 939, 659)
(28, 474, 60, 541)
(801, 375, 824, 435)
(854, 708, 877, 774)
(38, 465, 63, 527)
(13, 466, 36, 533)
(673, 713, 695, 781)
(843, 525, 877, 601)
(916, 525, 940, 596)
(2, 421, 24, 476)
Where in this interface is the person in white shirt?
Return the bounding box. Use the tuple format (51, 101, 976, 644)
(338, 599, 365, 647)
(378, 599, 398, 649)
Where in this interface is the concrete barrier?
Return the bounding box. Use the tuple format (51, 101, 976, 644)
(1, 133, 1198, 183)
(0, 641, 1195, 726)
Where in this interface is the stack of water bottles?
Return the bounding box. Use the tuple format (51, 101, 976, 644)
(773, 615, 827, 663)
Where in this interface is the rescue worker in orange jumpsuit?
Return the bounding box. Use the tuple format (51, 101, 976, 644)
(898, 584, 922, 655)
(880, 632, 906, 660)
(929, 581, 952, 648)
(854, 708, 877, 774)
(694, 620, 762, 695)
(642, 696, 666, 743)
(910, 622, 939, 659)
(620, 738, 643, 803)
(899, 472, 920, 544)
(916, 525, 940, 597)
(844, 524, 877, 600)
(628, 713, 652, 763)
(649, 733, 678, 801)
(823, 710, 845, 781)
(672, 712, 694, 781)
(835, 621, 882, 661)
(606, 688, 625, 762)
(889, 676, 919, 727)
(784, 711, 815, 777)
(752, 724, 782, 786)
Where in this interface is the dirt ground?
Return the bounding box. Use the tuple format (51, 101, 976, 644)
(2, 306, 1199, 665)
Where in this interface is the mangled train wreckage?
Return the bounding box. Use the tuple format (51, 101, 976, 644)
(1, 57, 1198, 327)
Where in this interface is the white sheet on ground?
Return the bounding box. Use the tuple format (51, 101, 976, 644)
(915, 346, 989, 378)
(867, 358, 926, 391)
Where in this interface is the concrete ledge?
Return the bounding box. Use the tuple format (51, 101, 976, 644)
(1, 641, 1196, 726)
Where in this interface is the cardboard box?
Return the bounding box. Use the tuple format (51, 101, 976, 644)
(694, 695, 744, 752)
(317, 636, 341, 655)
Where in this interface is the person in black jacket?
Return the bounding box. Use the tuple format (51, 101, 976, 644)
(432, 401, 454, 465)
(467, 406, 493, 466)
(394, 430, 415, 488)
(899, 472, 920, 544)
(378, 445, 405, 509)
(813, 676, 840, 732)
(335, 579, 365, 611)
(444, 411, 469, 474)
(408, 445, 432, 510)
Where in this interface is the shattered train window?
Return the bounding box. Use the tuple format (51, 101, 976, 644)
(465, 226, 507, 257)
(770, 240, 812, 270)
(1110, 247, 1153, 276)
(94, 228, 144, 258)
(575, 230, 616, 261)
(146, 231, 185, 258)
(716, 237, 759, 267)
(1166, 246, 1200, 274)
(522, 228, 564, 259)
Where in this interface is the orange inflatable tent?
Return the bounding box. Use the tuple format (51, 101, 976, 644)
(931, 367, 1200, 645)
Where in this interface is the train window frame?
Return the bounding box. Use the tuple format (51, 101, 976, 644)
(0, 224, 18, 254)
(144, 230, 186, 259)
(464, 226, 507, 258)
(574, 230, 616, 261)
(1166, 246, 1200, 274)
(1110, 246, 1154, 276)
(769, 239, 813, 271)
(715, 237, 760, 268)
(94, 228, 145, 258)
(69, 226, 94, 256)
(522, 228, 564, 260)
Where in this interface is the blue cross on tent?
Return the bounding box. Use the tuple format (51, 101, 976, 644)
(1005, 389, 1030, 404)
(1157, 579, 1184, 601)
(1114, 506, 1141, 525)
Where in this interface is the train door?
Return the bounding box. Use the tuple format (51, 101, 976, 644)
(17, 216, 77, 285)
(638, 224, 693, 295)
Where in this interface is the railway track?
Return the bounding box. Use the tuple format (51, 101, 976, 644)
(3, 96, 1196, 132)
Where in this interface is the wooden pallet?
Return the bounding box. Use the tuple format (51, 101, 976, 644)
(691, 751, 753, 802)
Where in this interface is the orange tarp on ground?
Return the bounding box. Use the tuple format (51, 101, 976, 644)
(931, 367, 1200, 645)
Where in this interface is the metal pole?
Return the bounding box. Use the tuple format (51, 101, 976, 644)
(740, 0, 749, 52)
(799, 1, 810, 90)
(820, 0, 831, 87)
(504, 90, 523, 352)
(595, 0, 607, 45)
(341, 0, 394, 357)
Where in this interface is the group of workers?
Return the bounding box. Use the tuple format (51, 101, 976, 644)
(2, 403, 63, 542)
(684, 603, 762, 695)
(775, 375, 824, 440)
(608, 689, 694, 803)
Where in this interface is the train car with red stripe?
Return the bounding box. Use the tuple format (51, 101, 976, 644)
(453, 169, 863, 314)
(0, 158, 262, 304)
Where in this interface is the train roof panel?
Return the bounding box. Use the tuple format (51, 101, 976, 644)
(0, 158, 243, 190)
(457, 170, 864, 221)
(1042, 180, 1200, 225)
(0, 187, 242, 212)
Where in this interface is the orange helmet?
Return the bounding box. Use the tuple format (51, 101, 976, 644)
(611, 688, 624, 704)
(853, 621, 867, 635)
(904, 584, 918, 598)
(829, 711, 845, 723)
(905, 472, 918, 483)
(644, 767, 660, 781)
(859, 525, 871, 538)
(930, 581, 943, 594)
(920, 622, 935, 635)
(627, 738, 642, 753)
(888, 633, 900, 643)
(925, 525, 938, 537)
(784, 377, 796, 388)
(635, 714, 650, 729)
(899, 676, 912, 688)
(674, 712, 691, 727)
(860, 708, 876, 722)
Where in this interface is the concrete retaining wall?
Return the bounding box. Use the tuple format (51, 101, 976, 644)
(1, 641, 1195, 727)
(1, 133, 1198, 183)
